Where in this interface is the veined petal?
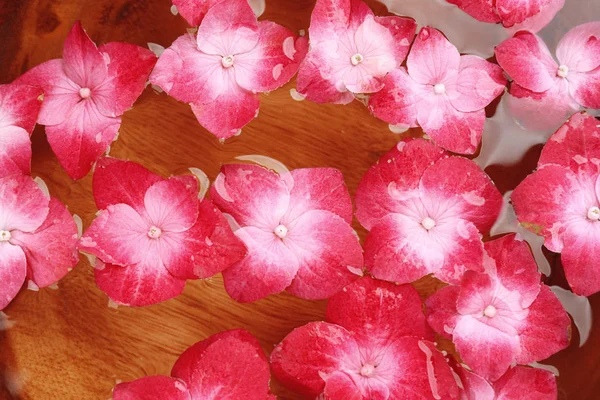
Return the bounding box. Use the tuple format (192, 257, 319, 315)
(368, 67, 424, 126)
(0, 82, 43, 133)
(144, 179, 199, 233)
(0, 126, 32, 177)
(0, 175, 49, 233)
(62, 21, 107, 88)
(309, 0, 373, 45)
(407, 27, 460, 85)
(556, 22, 600, 73)
(0, 242, 26, 310)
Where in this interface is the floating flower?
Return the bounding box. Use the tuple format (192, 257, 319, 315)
(495, 23, 600, 130)
(172, 0, 265, 26)
(296, 0, 417, 104)
(210, 163, 363, 302)
(113, 329, 274, 400)
(271, 277, 459, 399)
(355, 138, 503, 285)
(17, 22, 157, 180)
(445, 0, 564, 33)
(78, 158, 246, 307)
(426, 234, 570, 381)
(512, 112, 600, 296)
(0, 83, 42, 178)
(369, 27, 506, 154)
(0, 174, 79, 310)
(151, 0, 307, 139)
(455, 363, 558, 400)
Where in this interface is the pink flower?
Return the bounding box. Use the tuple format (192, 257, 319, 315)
(78, 158, 246, 307)
(426, 234, 570, 381)
(297, 0, 417, 104)
(495, 23, 600, 130)
(369, 27, 506, 154)
(455, 363, 558, 400)
(113, 329, 274, 400)
(271, 277, 460, 399)
(172, 0, 264, 26)
(0, 83, 42, 178)
(355, 138, 503, 285)
(16, 22, 156, 180)
(446, 0, 564, 32)
(210, 163, 363, 302)
(0, 174, 79, 310)
(150, 0, 307, 140)
(512, 112, 600, 296)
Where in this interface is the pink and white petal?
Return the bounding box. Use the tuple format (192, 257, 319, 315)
(417, 97, 485, 155)
(95, 257, 186, 306)
(446, 55, 506, 113)
(556, 22, 600, 72)
(0, 83, 43, 133)
(452, 315, 520, 381)
(495, 0, 561, 28)
(355, 138, 447, 230)
(368, 67, 423, 126)
(210, 164, 289, 229)
(113, 376, 190, 400)
(374, 16, 417, 65)
(222, 226, 299, 302)
(309, 0, 373, 44)
(78, 203, 150, 267)
(419, 157, 503, 232)
(190, 82, 259, 140)
(62, 21, 107, 88)
(45, 100, 121, 180)
(568, 67, 600, 109)
(495, 32, 558, 92)
(507, 0, 564, 34)
(93, 42, 156, 117)
(149, 34, 226, 105)
(270, 321, 361, 398)
(364, 214, 444, 284)
(0, 242, 27, 310)
(10, 198, 78, 288)
(407, 27, 460, 85)
(561, 222, 600, 296)
(454, 364, 495, 400)
(0, 174, 49, 233)
(0, 126, 32, 177)
(493, 366, 558, 400)
(322, 372, 363, 400)
(172, 329, 271, 400)
(172, 0, 219, 27)
(425, 285, 461, 340)
(285, 210, 362, 300)
(284, 168, 353, 224)
(235, 22, 305, 93)
(144, 179, 199, 233)
(92, 157, 163, 212)
(195, 0, 259, 56)
(327, 276, 433, 345)
(445, 0, 500, 23)
(516, 285, 570, 364)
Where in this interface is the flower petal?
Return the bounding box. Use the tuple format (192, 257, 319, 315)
(445, 0, 500, 23)
(0, 82, 43, 133)
(425, 285, 461, 340)
(0, 242, 26, 310)
(453, 363, 495, 400)
(561, 220, 600, 296)
(407, 27, 460, 85)
(556, 22, 600, 72)
(374, 16, 417, 65)
(144, 178, 199, 233)
(0, 126, 32, 177)
(62, 21, 107, 88)
(492, 366, 558, 399)
(495, 0, 563, 28)
(567, 67, 600, 109)
(309, 0, 373, 45)
(322, 372, 362, 400)
(285, 210, 362, 300)
(0, 175, 49, 233)
(172, 0, 220, 27)
(113, 376, 190, 400)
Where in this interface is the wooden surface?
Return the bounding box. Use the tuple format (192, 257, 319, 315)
(0, 1, 599, 399)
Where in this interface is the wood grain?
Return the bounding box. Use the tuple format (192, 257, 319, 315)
(0, 1, 599, 399)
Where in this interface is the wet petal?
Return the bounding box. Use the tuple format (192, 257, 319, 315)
(368, 67, 424, 126)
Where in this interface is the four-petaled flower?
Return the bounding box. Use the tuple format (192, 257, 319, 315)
(0, 175, 79, 310)
(426, 234, 570, 381)
(271, 277, 460, 399)
(369, 27, 506, 154)
(355, 138, 503, 285)
(151, 0, 308, 140)
(210, 163, 363, 302)
(512, 112, 600, 296)
(17, 21, 157, 180)
(495, 23, 600, 130)
(113, 329, 275, 400)
(78, 158, 246, 307)
(297, 0, 417, 104)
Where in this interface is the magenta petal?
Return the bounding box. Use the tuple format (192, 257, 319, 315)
(144, 179, 199, 232)
(568, 67, 600, 109)
(309, 0, 373, 44)
(495, 0, 560, 27)
(0, 126, 32, 177)
(445, 0, 500, 23)
(285, 210, 362, 300)
(425, 285, 461, 340)
(0, 83, 42, 133)
(326, 276, 434, 345)
(172, 0, 220, 27)
(0, 175, 49, 233)
(492, 366, 558, 399)
(561, 222, 600, 296)
(172, 329, 272, 400)
(323, 372, 362, 400)
(453, 364, 495, 400)
(0, 243, 26, 310)
(368, 67, 423, 126)
(407, 27, 460, 85)
(113, 376, 190, 400)
(11, 198, 78, 288)
(556, 22, 600, 73)
(62, 21, 107, 88)
(271, 321, 360, 398)
(374, 16, 417, 65)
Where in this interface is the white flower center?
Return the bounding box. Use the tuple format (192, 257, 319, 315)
(351, 53, 364, 66)
(421, 217, 436, 230)
(360, 363, 375, 377)
(79, 87, 91, 99)
(274, 224, 288, 239)
(484, 305, 497, 318)
(433, 84, 446, 94)
(557, 65, 569, 78)
(147, 226, 162, 239)
(0, 230, 11, 242)
(221, 55, 234, 68)
(587, 206, 600, 221)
